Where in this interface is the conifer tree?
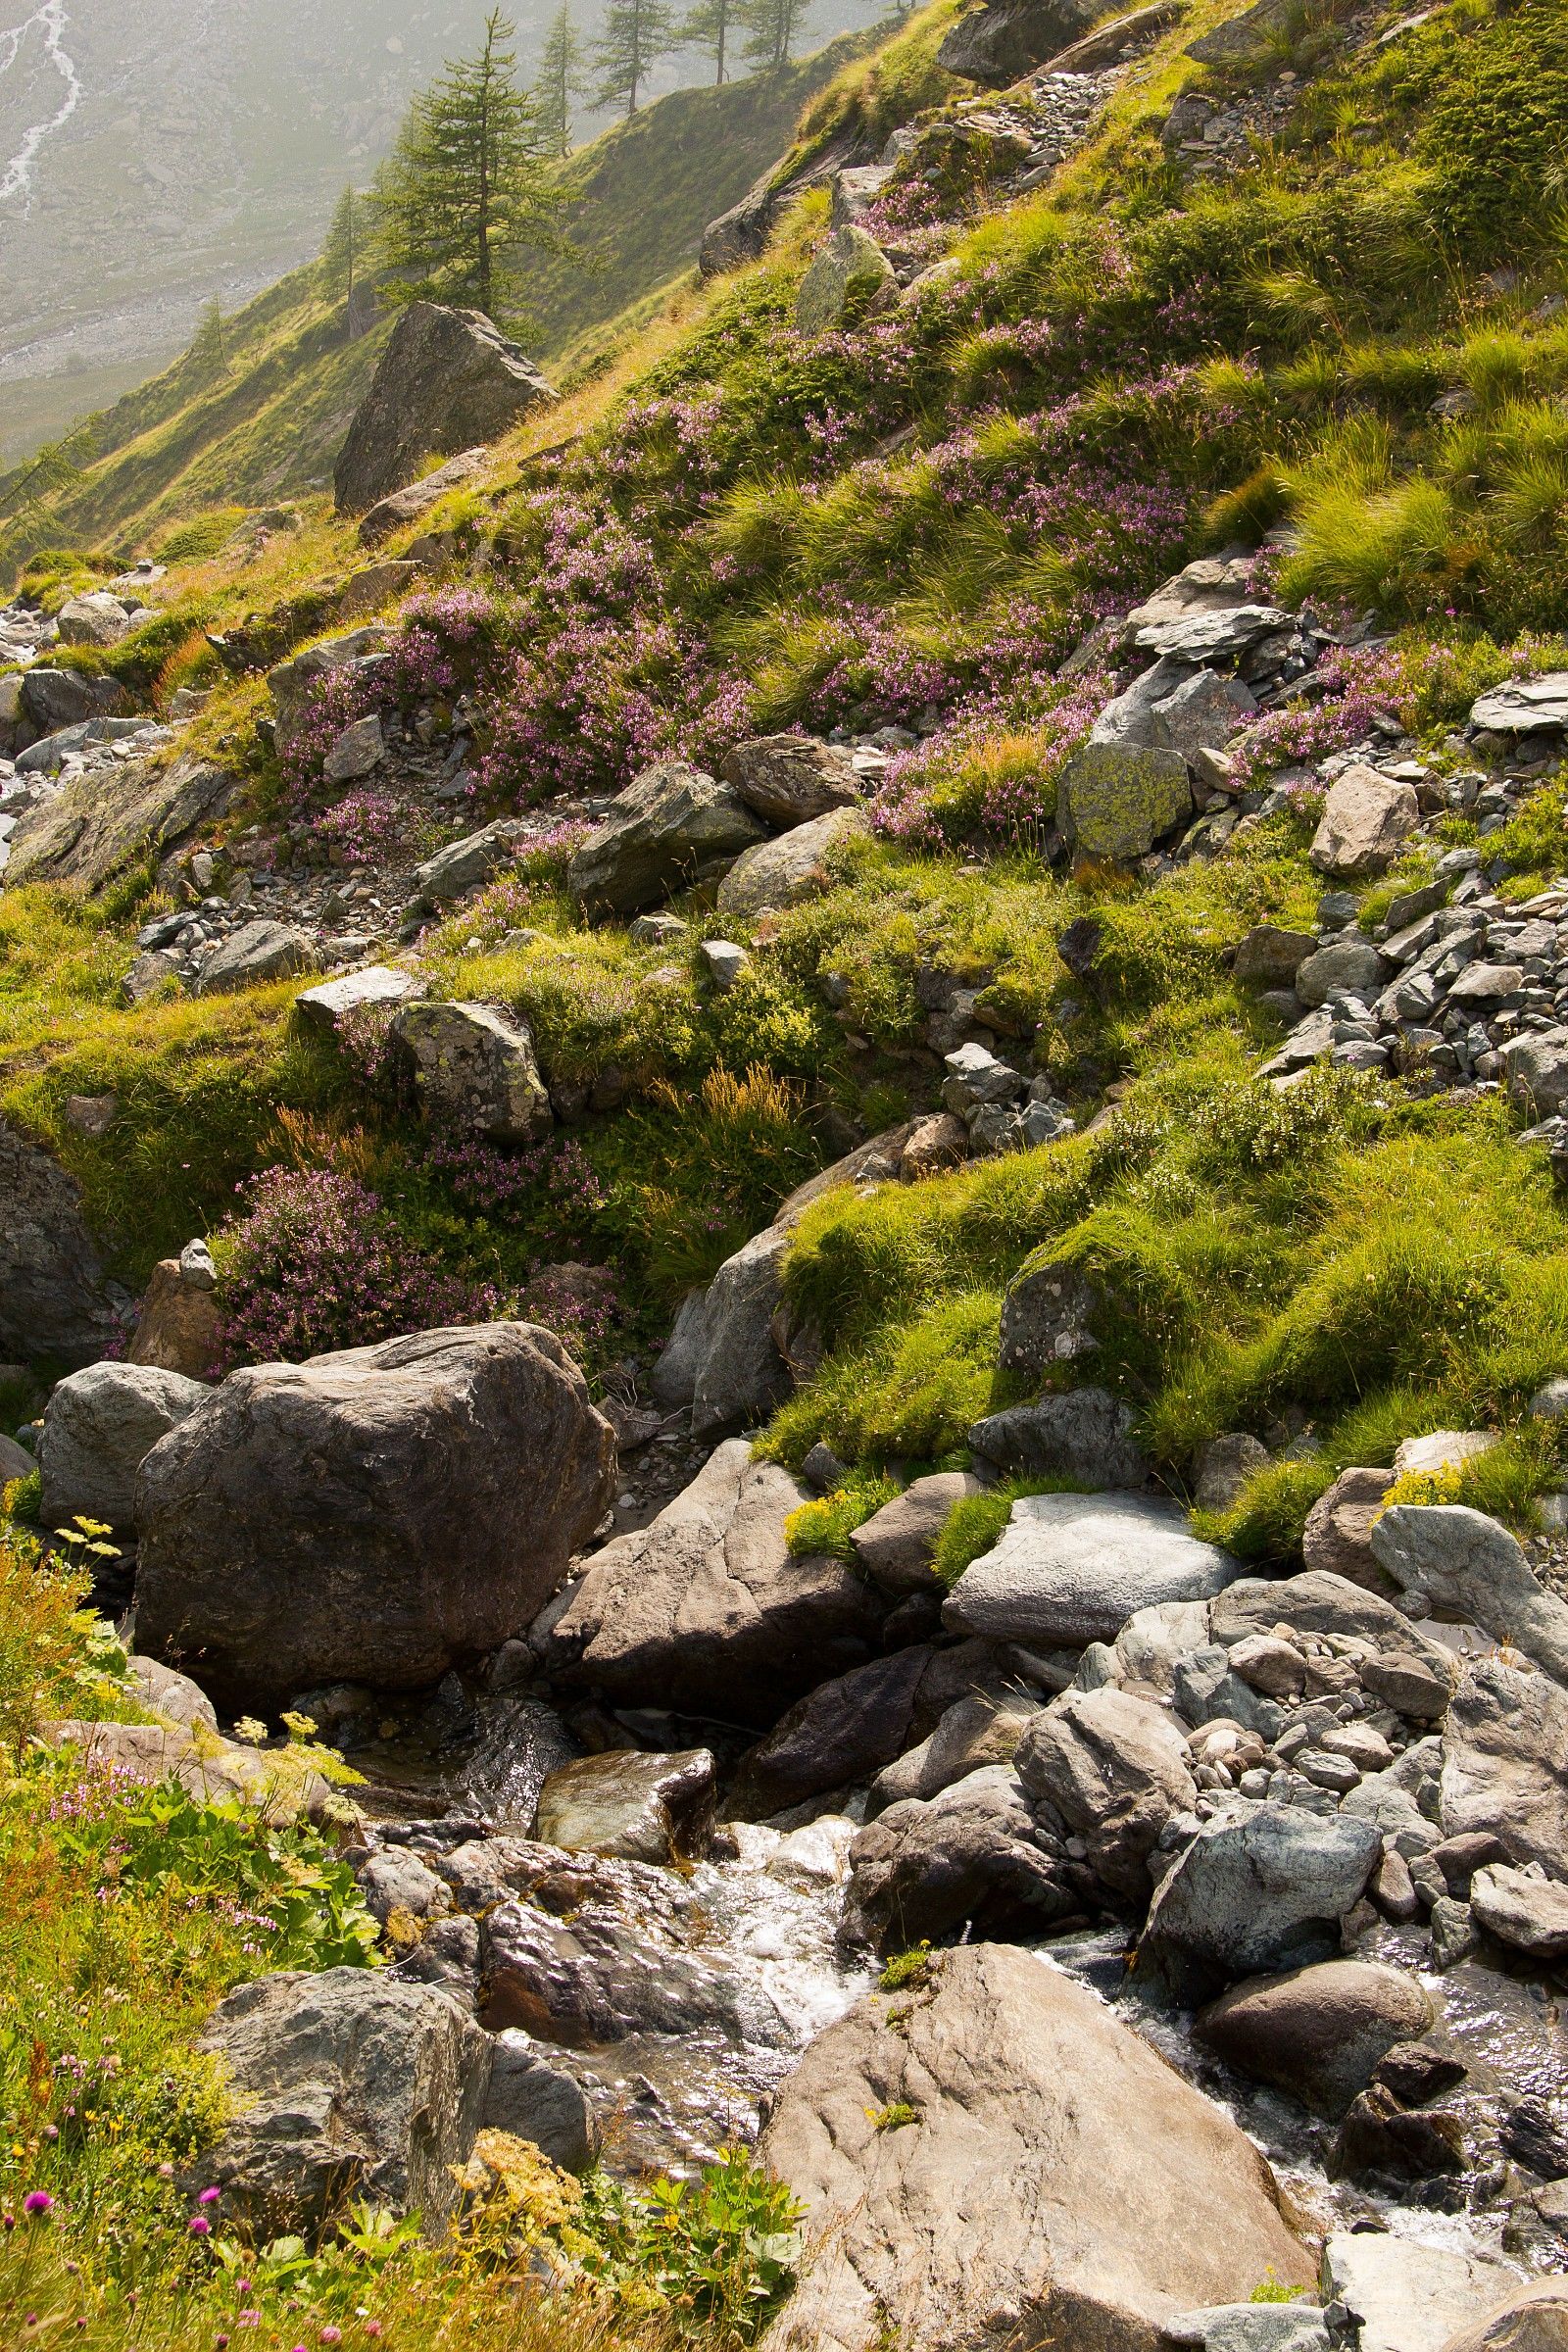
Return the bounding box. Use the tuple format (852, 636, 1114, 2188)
(534, 3, 585, 156)
(370, 8, 566, 323)
(589, 0, 678, 117)
(187, 298, 227, 379)
(682, 0, 736, 84)
(318, 186, 366, 334)
(737, 0, 811, 70)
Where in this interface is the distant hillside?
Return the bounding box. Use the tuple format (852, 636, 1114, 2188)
(530, 29, 881, 365)
(7, 29, 885, 558)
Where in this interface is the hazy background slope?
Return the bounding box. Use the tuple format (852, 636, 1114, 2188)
(0, 0, 886, 466)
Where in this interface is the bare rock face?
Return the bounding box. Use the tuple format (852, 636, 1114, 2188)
(937, 0, 1098, 84)
(567, 761, 767, 917)
(0, 1115, 122, 1366)
(542, 1439, 884, 1727)
(199, 1969, 491, 2235)
(39, 1359, 210, 1528)
(134, 1324, 615, 1712)
(333, 303, 557, 514)
(719, 736, 862, 827)
(126, 1257, 223, 1381)
(1015, 1684, 1198, 1906)
(759, 1943, 1312, 2352)
(1195, 1960, 1434, 2118)
(1309, 764, 1419, 879)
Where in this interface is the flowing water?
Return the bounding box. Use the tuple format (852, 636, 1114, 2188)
(354, 1678, 1568, 2261)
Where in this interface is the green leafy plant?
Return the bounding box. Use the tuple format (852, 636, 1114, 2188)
(785, 1470, 901, 1558)
(578, 2149, 805, 2339)
(56, 1781, 381, 1973)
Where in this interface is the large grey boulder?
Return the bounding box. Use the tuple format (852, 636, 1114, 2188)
(937, 0, 1097, 84)
(1371, 1504, 1568, 1685)
(194, 920, 319, 997)
(795, 226, 897, 335)
(1194, 1960, 1433, 2117)
(1470, 1863, 1568, 1963)
(842, 1764, 1075, 1949)
(19, 667, 124, 734)
(1309, 764, 1419, 879)
(715, 808, 867, 923)
(719, 735, 861, 826)
(199, 1968, 490, 2234)
(1321, 2234, 1527, 2352)
(541, 1440, 884, 1725)
(387, 1000, 553, 1145)
(0, 1115, 121, 1366)
(1137, 1803, 1383, 2005)
(567, 762, 766, 917)
(968, 1389, 1149, 1486)
(760, 1942, 1313, 2352)
(1165, 2310, 1333, 2352)
(1015, 1684, 1197, 1905)
(944, 1492, 1241, 1648)
(1440, 1659, 1568, 1878)
(39, 1360, 209, 1528)
(533, 1747, 715, 1864)
(56, 591, 137, 648)
(334, 303, 556, 514)
(135, 1324, 615, 1712)
(482, 2029, 600, 2172)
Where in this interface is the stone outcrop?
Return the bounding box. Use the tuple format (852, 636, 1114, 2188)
(760, 1943, 1311, 2352)
(944, 1492, 1241, 1648)
(541, 1440, 883, 1726)
(719, 736, 861, 826)
(937, 0, 1097, 83)
(0, 1115, 122, 1366)
(715, 808, 868, 923)
(39, 1359, 209, 1527)
(334, 304, 556, 514)
(567, 762, 766, 916)
(135, 1324, 615, 1711)
(199, 1969, 491, 2234)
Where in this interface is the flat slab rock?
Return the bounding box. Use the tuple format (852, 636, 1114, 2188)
(944, 1491, 1242, 1648)
(759, 1941, 1312, 2352)
(1321, 2231, 1527, 2352)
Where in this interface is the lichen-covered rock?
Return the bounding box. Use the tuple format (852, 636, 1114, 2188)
(795, 226, 897, 335)
(716, 807, 868, 923)
(388, 1000, 553, 1146)
(1057, 739, 1192, 860)
(719, 736, 861, 826)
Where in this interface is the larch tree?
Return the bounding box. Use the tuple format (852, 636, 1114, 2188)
(589, 0, 678, 117)
(738, 0, 811, 71)
(318, 186, 367, 335)
(369, 7, 566, 324)
(681, 0, 736, 84)
(187, 297, 228, 379)
(534, 3, 586, 157)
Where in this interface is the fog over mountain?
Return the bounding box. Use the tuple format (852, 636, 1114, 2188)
(0, 0, 877, 465)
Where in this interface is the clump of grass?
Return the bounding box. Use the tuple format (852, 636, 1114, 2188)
(784, 1470, 901, 1558)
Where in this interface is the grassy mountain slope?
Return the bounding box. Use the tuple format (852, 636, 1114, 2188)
(8, 0, 1568, 2331)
